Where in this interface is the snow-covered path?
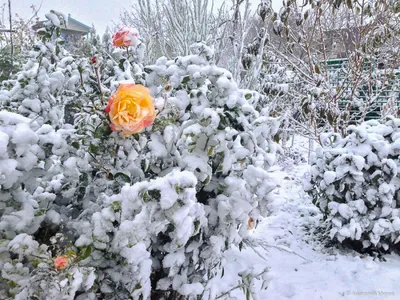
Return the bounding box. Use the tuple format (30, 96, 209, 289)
(213, 162, 400, 300)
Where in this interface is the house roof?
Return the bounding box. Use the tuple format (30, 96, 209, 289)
(32, 14, 92, 33)
(68, 14, 91, 31)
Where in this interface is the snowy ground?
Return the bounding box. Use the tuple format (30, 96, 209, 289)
(212, 139, 400, 300)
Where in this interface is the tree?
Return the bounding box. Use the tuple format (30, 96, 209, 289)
(265, 0, 400, 146)
(0, 4, 40, 81)
(119, 0, 262, 85)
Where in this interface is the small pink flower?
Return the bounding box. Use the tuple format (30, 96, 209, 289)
(91, 56, 97, 64)
(54, 256, 68, 270)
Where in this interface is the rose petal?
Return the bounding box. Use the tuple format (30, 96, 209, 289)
(105, 97, 114, 114)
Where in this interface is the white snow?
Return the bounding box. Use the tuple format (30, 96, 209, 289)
(45, 13, 61, 27)
(323, 171, 336, 185)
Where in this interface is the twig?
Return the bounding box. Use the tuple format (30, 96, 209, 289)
(94, 65, 103, 101)
(245, 238, 312, 263)
(215, 268, 269, 299)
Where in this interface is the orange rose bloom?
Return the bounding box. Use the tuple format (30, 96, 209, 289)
(105, 83, 156, 136)
(54, 256, 68, 270)
(112, 26, 139, 48)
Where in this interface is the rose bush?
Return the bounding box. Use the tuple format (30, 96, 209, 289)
(0, 19, 278, 299)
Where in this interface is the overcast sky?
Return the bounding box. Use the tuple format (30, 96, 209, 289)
(3, 0, 281, 35)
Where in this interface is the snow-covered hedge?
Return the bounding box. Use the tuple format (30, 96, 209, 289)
(0, 11, 90, 128)
(304, 118, 400, 250)
(0, 111, 90, 299)
(0, 13, 279, 299)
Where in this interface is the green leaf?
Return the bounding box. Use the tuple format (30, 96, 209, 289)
(79, 246, 92, 260)
(119, 59, 126, 70)
(202, 176, 211, 185)
(175, 185, 184, 194)
(71, 141, 80, 149)
(34, 209, 46, 216)
(194, 220, 200, 234)
(94, 123, 112, 138)
(245, 93, 252, 100)
(148, 189, 161, 200)
(8, 281, 17, 289)
(302, 102, 309, 114)
(37, 30, 47, 36)
(207, 146, 215, 157)
(88, 143, 99, 154)
(141, 159, 149, 172)
(304, 10, 309, 20)
(114, 172, 131, 184)
(134, 283, 142, 290)
(246, 288, 251, 300)
(111, 201, 121, 212)
(181, 76, 190, 85)
(314, 64, 321, 74)
(32, 259, 39, 268)
(334, 0, 342, 8)
(346, 0, 352, 9)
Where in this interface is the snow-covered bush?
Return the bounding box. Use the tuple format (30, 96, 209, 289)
(0, 11, 90, 128)
(67, 44, 279, 299)
(0, 111, 95, 299)
(0, 12, 279, 299)
(304, 117, 400, 250)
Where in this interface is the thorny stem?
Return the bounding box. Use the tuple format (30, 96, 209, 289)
(94, 66, 104, 102)
(88, 151, 108, 173)
(114, 144, 120, 168)
(79, 70, 87, 92)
